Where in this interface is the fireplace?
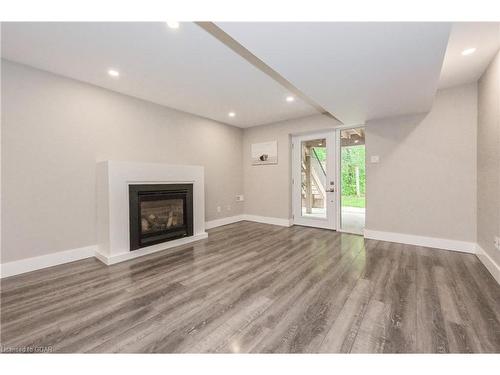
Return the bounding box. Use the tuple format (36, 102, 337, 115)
(129, 184, 194, 250)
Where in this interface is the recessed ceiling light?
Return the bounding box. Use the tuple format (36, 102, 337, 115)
(286, 96, 295, 102)
(461, 48, 476, 56)
(107, 69, 120, 78)
(228, 112, 236, 118)
(166, 21, 180, 29)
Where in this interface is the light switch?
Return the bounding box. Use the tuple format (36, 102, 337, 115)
(370, 155, 380, 163)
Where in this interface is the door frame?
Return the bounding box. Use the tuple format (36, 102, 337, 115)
(291, 130, 337, 230)
(335, 128, 342, 231)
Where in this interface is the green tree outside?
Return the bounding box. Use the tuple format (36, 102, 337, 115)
(341, 145, 365, 208)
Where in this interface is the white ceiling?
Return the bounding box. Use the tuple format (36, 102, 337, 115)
(217, 22, 451, 125)
(2, 22, 498, 128)
(439, 22, 500, 89)
(0, 22, 318, 128)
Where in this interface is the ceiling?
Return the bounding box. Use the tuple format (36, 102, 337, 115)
(2, 22, 499, 128)
(439, 22, 500, 89)
(0, 22, 318, 128)
(217, 22, 451, 125)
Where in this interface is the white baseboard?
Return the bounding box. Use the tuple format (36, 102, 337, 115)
(95, 232, 209, 265)
(2, 225, 497, 287)
(363, 229, 476, 254)
(205, 215, 245, 230)
(242, 214, 293, 227)
(1, 232, 210, 277)
(0, 245, 96, 278)
(476, 244, 500, 285)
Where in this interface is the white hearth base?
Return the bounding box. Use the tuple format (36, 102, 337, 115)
(95, 232, 208, 265)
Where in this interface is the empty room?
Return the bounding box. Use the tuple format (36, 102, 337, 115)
(1, 2, 500, 370)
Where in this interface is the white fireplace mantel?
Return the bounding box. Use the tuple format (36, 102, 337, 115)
(96, 160, 207, 265)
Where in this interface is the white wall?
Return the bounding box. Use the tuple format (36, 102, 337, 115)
(242, 114, 341, 219)
(243, 84, 478, 245)
(1, 61, 244, 263)
(365, 83, 477, 242)
(0, 60, 484, 267)
(477, 50, 500, 266)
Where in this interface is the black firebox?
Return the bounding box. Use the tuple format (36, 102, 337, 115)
(129, 184, 193, 250)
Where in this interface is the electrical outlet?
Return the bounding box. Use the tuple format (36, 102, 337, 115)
(495, 236, 500, 251)
(216, 206, 221, 213)
(370, 155, 380, 163)
(236, 194, 245, 202)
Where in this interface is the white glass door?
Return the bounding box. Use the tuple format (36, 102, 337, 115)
(292, 131, 336, 230)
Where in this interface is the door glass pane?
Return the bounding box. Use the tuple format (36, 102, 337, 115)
(340, 128, 366, 234)
(301, 138, 327, 219)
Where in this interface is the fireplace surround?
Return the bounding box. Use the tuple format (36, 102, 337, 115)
(129, 184, 194, 250)
(96, 161, 207, 265)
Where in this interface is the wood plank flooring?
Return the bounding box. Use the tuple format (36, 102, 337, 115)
(1, 221, 499, 353)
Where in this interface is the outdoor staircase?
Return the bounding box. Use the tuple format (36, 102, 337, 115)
(301, 148, 326, 209)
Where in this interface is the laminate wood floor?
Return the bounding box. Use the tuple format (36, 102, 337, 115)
(1, 221, 499, 353)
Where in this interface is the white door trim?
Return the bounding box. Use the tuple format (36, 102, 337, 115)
(335, 129, 342, 230)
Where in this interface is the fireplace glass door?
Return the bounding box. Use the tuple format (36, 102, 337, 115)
(129, 184, 193, 250)
(140, 197, 185, 235)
